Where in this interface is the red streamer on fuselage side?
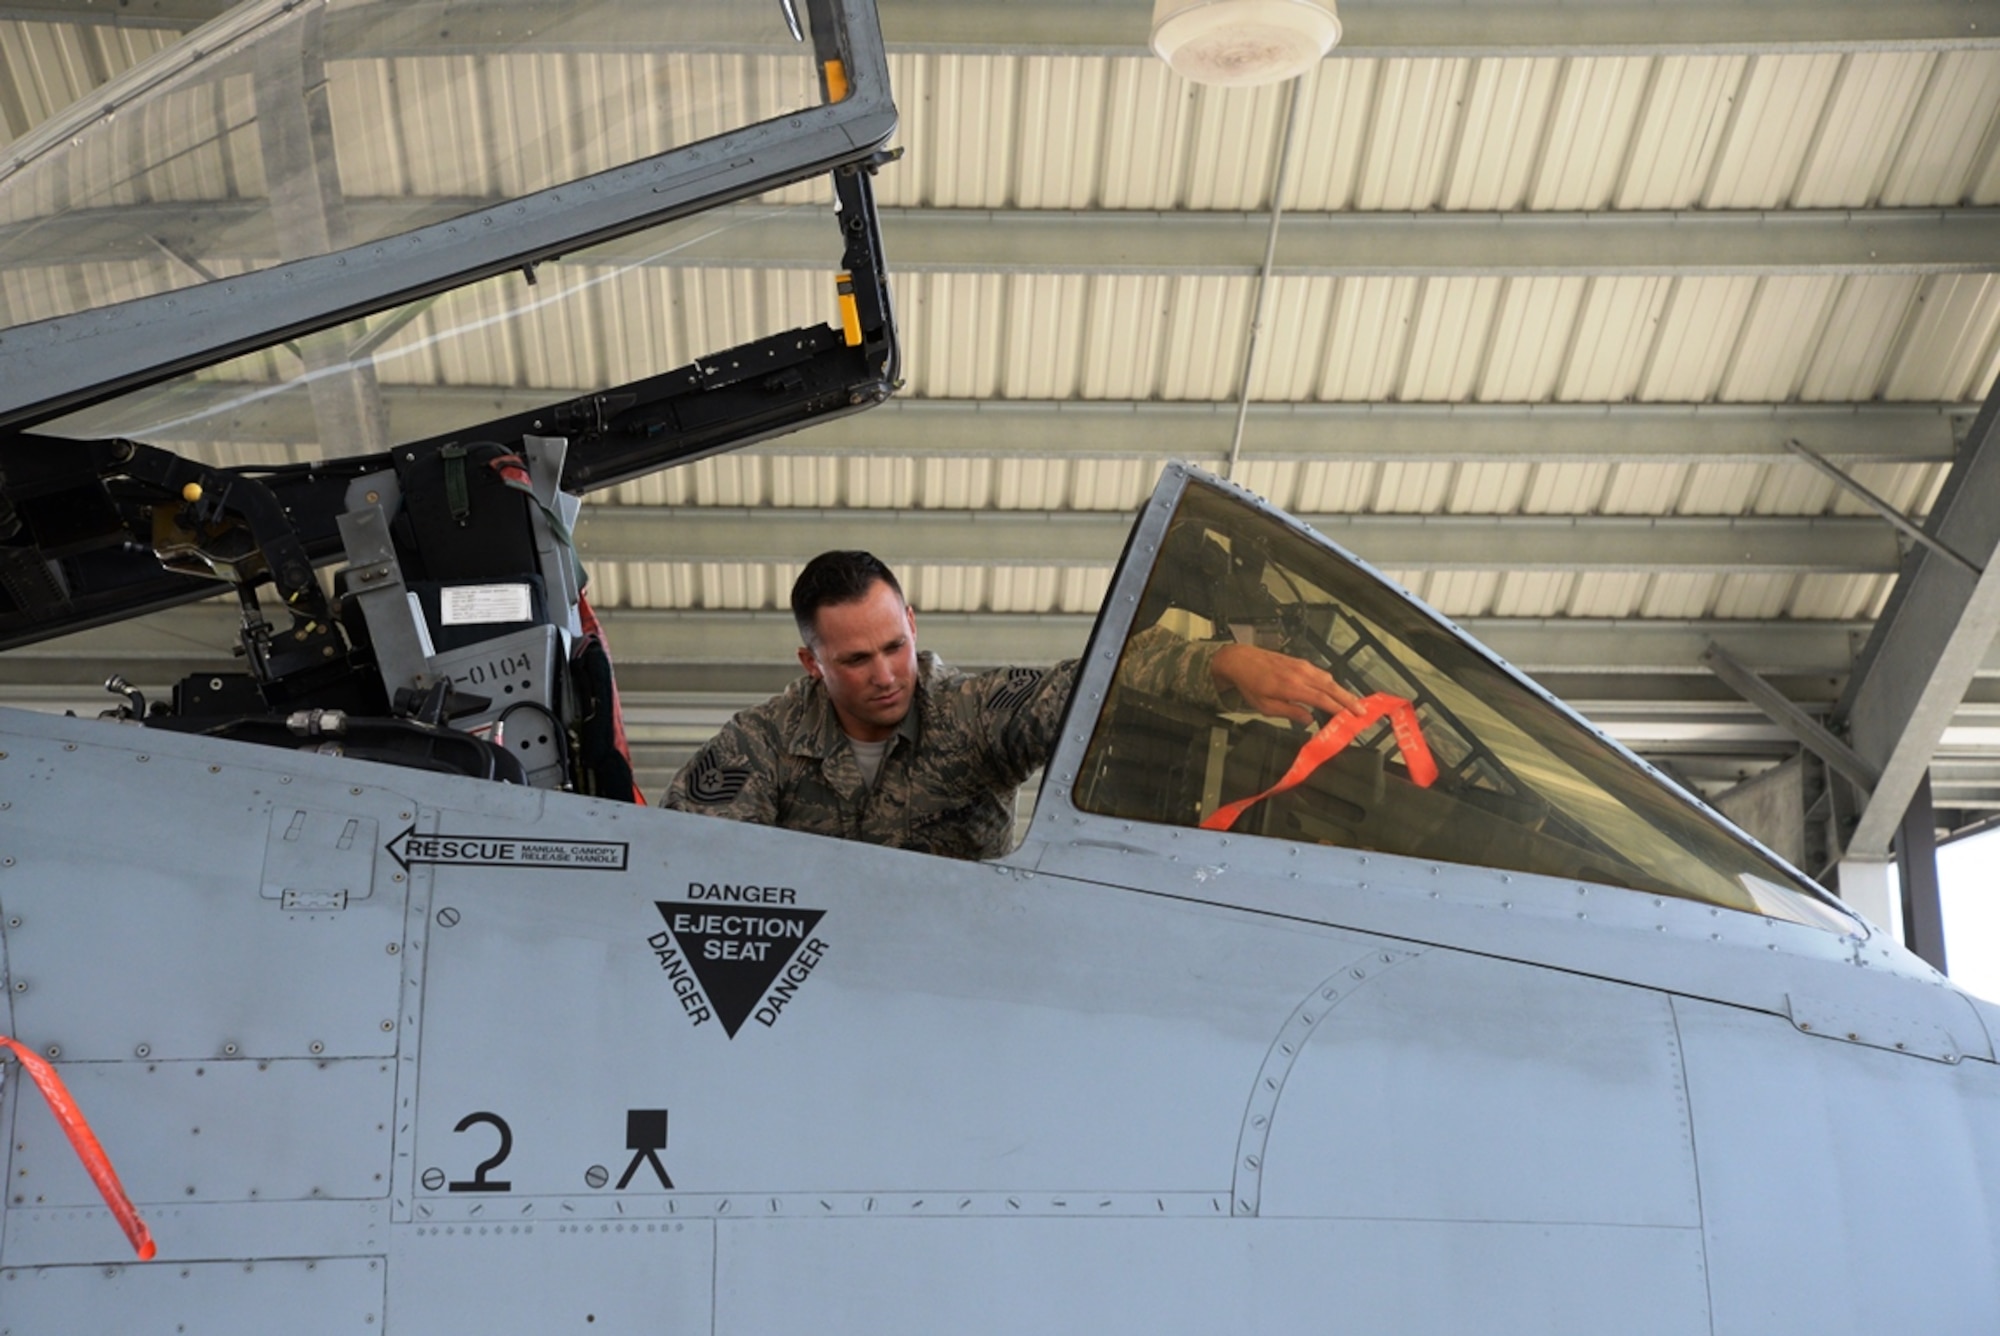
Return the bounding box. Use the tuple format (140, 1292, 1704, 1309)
(0, 1036, 156, 1260)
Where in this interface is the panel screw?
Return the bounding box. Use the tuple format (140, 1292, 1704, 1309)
(381, 1021, 394, 1032)
(43, 1045, 58, 1058)
(134, 1044, 150, 1057)
(309, 1042, 325, 1055)
(223, 1043, 238, 1055)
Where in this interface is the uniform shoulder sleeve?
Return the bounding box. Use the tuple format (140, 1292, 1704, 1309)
(1114, 623, 1225, 710)
(937, 657, 1081, 788)
(663, 705, 785, 825)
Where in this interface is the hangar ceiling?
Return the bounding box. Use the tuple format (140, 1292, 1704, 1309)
(3, 0, 2000, 876)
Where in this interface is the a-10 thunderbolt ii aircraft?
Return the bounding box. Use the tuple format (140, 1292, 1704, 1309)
(1, 1, 1998, 1333)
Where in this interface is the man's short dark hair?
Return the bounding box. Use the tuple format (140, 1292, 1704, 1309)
(791, 550, 904, 645)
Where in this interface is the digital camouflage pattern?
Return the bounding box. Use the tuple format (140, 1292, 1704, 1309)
(665, 627, 1225, 860)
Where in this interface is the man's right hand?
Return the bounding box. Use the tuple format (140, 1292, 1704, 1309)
(1210, 643, 1363, 727)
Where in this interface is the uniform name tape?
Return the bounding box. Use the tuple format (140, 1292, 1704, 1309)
(1200, 692, 1438, 833)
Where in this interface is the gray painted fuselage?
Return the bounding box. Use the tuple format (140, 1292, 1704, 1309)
(1, 693, 1997, 1333)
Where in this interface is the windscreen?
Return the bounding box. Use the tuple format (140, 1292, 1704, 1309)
(0, 0, 817, 332)
(1075, 479, 1854, 933)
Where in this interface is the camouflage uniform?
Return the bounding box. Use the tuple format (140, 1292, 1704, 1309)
(665, 628, 1225, 861)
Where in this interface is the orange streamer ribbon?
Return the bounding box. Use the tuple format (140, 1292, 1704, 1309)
(1200, 692, 1439, 833)
(0, 1036, 156, 1260)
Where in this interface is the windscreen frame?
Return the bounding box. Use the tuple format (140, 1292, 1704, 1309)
(1028, 462, 1859, 935)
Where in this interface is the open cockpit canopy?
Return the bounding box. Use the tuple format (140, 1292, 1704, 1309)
(0, 0, 897, 800)
(0, 0, 897, 647)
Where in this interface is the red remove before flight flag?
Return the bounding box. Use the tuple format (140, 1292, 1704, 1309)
(0, 1035, 156, 1260)
(1201, 692, 1439, 833)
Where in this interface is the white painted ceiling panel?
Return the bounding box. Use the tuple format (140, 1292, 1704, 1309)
(1599, 462, 1689, 515)
(1880, 50, 2000, 205)
(1790, 573, 1893, 621)
(1678, 462, 1769, 515)
(1527, 57, 1650, 209)
(1315, 276, 1421, 399)
(1063, 457, 1158, 511)
(1158, 274, 1254, 399)
(1248, 277, 1338, 400)
(1566, 571, 1649, 618)
(1798, 274, 1922, 399)
(1718, 276, 1840, 402)
(1184, 81, 1285, 210)
(1372, 460, 1456, 513)
(1522, 462, 1611, 515)
(1614, 55, 1748, 210)
(1015, 55, 1112, 209)
(1639, 572, 1720, 619)
(1710, 573, 1795, 620)
(1493, 570, 1574, 618)
(1639, 276, 1759, 402)
(1289, 460, 1378, 513)
(1558, 275, 1673, 400)
(1285, 59, 1379, 211)
(1096, 57, 1199, 210)
(1794, 51, 1937, 207)
(1749, 463, 1837, 517)
(1078, 274, 1176, 398)
(1444, 461, 1532, 515)
(998, 271, 1089, 399)
(1478, 276, 1589, 401)
(1355, 58, 1468, 210)
(1702, 53, 1843, 208)
(1400, 276, 1503, 401)
(1883, 274, 2000, 401)
(901, 270, 1012, 398)
(1409, 569, 1501, 618)
(1439, 58, 1561, 210)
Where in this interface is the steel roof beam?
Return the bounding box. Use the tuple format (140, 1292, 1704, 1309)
(13, 0, 1995, 56)
(17, 204, 1999, 279)
(878, 0, 2000, 57)
(765, 400, 1967, 464)
(91, 391, 1966, 464)
(876, 207, 2000, 278)
(570, 507, 1904, 573)
(1837, 374, 2000, 857)
(0, 2, 218, 25)
(7, 608, 1915, 679)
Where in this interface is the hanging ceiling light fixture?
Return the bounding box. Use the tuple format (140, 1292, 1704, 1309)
(1150, 0, 1341, 87)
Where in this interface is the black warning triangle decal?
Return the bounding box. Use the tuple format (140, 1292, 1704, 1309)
(654, 901, 826, 1038)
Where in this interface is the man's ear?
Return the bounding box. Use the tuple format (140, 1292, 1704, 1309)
(797, 644, 821, 679)
(905, 602, 917, 636)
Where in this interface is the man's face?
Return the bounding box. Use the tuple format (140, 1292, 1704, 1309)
(797, 579, 918, 743)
